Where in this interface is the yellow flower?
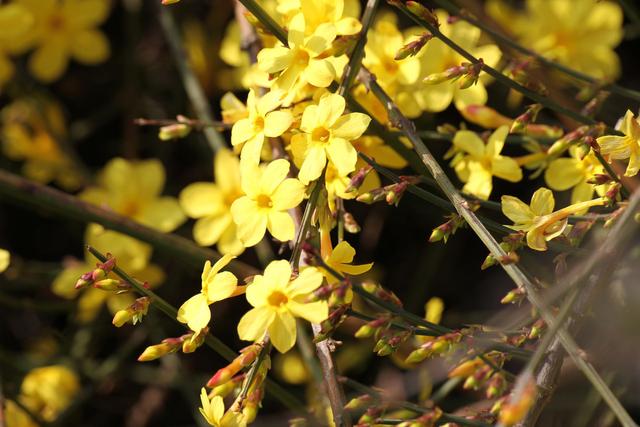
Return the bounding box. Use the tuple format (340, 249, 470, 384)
(324, 162, 355, 213)
(363, 14, 423, 118)
(237, 260, 328, 352)
(545, 147, 606, 205)
(231, 89, 293, 165)
(1, 98, 83, 190)
(597, 110, 640, 177)
(487, 0, 622, 80)
(452, 126, 522, 200)
(297, 0, 361, 37)
(13, 0, 111, 82)
(0, 4, 33, 86)
(319, 240, 372, 285)
(177, 255, 239, 333)
(257, 13, 337, 91)
(416, 9, 501, 113)
(52, 225, 165, 323)
(4, 399, 38, 427)
(501, 187, 605, 251)
(81, 158, 186, 232)
(18, 365, 80, 422)
(199, 388, 246, 427)
(180, 149, 244, 255)
(290, 92, 371, 184)
(230, 159, 306, 247)
(0, 248, 9, 273)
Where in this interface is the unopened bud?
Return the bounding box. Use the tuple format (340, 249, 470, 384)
(355, 324, 376, 339)
(587, 173, 613, 185)
(112, 296, 150, 327)
(346, 166, 372, 193)
(449, 358, 483, 378)
(581, 91, 610, 118)
(499, 378, 536, 426)
(159, 123, 191, 141)
(395, 33, 433, 60)
(501, 287, 525, 304)
(457, 61, 483, 90)
(207, 344, 262, 387)
(510, 104, 542, 134)
(94, 279, 129, 292)
(406, 1, 440, 28)
(182, 328, 207, 353)
(423, 66, 464, 85)
(161, 0, 180, 4)
(604, 182, 621, 206)
(406, 347, 431, 364)
(137, 340, 181, 362)
(343, 211, 361, 233)
(75, 272, 94, 290)
(344, 394, 372, 411)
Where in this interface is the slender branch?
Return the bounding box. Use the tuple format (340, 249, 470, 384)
(157, 5, 226, 152)
(432, 0, 640, 103)
(290, 179, 322, 269)
(0, 169, 255, 278)
(86, 246, 304, 412)
(357, 67, 636, 427)
(337, 0, 381, 96)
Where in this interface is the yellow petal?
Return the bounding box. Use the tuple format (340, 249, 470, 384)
(217, 226, 244, 256)
(463, 161, 493, 200)
(316, 93, 346, 128)
(268, 311, 297, 353)
(336, 16, 361, 35)
(214, 149, 241, 195)
(326, 137, 357, 176)
(289, 267, 323, 296)
(453, 130, 485, 159)
(63, 0, 110, 27)
(237, 306, 274, 342)
(530, 187, 554, 216)
(261, 158, 290, 195)
(492, 156, 523, 182)
(180, 182, 224, 218)
(0, 248, 10, 273)
(331, 113, 371, 140)
(267, 211, 296, 242)
(257, 46, 293, 73)
(300, 105, 319, 133)
(207, 271, 238, 302)
(51, 264, 88, 298)
(417, 83, 454, 113)
(231, 118, 255, 146)
(597, 135, 630, 159)
(544, 158, 584, 191)
(339, 262, 373, 276)
(305, 23, 337, 56)
(177, 293, 211, 332)
(239, 134, 264, 167)
(264, 110, 293, 137)
(271, 178, 306, 210)
(298, 144, 327, 184)
(71, 29, 110, 64)
(330, 240, 355, 264)
(486, 125, 508, 157)
(29, 39, 69, 82)
(453, 82, 488, 111)
(501, 195, 534, 225)
(287, 300, 328, 324)
(263, 259, 292, 288)
(304, 57, 336, 87)
(139, 198, 186, 232)
(193, 214, 233, 246)
(230, 197, 267, 247)
(571, 181, 595, 205)
(625, 149, 640, 177)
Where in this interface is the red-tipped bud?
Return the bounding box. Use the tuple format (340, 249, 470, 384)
(406, 1, 440, 28)
(510, 104, 543, 134)
(395, 33, 433, 60)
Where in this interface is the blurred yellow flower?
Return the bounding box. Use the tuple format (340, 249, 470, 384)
(4, 399, 38, 427)
(296, 0, 361, 37)
(1, 99, 82, 190)
(487, 0, 622, 80)
(545, 147, 606, 205)
(81, 157, 186, 232)
(416, 9, 501, 113)
(52, 225, 165, 323)
(0, 248, 9, 273)
(237, 260, 328, 352)
(290, 93, 371, 184)
(13, 0, 111, 82)
(231, 159, 306, 247)
(199, 388, 246, 427)
(18, 365, 80, 422)
(0, 3, 33, 86)
(501, 187, 605, 251)
(231, 89, 293, 165)
(353, 135, 408, 192)
(257, 13, 337, 91)
(597, 110, 640, 177)
(177, 255, 239, 333)
(319, 240, 372, 285)
(180, 149, 244, 255)
(452, 126, 522, 200)
(363, 14, 423, 118)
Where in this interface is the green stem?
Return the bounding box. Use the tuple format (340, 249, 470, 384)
(157, 6, 226, 152)
(290, 178, 322, 268)
(0, 169, 255, 278)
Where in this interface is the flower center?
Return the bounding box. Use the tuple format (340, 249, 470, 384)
(48, 13, 66, 31)
(122, 200, 140, 217)
(294, 48, 310, 66)
(267, 290, 288, 307)
(256, 194, 273, 208)
(253, 116, 265, 131)
(312, 127, 330, 143)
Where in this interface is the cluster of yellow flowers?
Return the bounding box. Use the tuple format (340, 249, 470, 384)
(0, 0, 111, 84)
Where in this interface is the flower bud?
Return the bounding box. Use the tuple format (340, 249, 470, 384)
(75, 272, 94, 290)
(207, 343, 262, 387)
(355, 324, 376, 339)
(501, 287, 525, 304)
(112, 296, 150, 327)
(405, 347, 431, 364)
(346, 166, 372, 193)
(406, 1, 440, 28)
(158, 124, 191, 141)
(395, 33, 433, 60)
(343, 212, 361, 233)
(137, 340, 181, 362)
(93, 279, 129, 292)
(587, 173, 613, 185)
(344, 394, 372, 411)
(182, 328, 207, 353)
(510, 104, 542, 134)
(161, 0, 181, 4)
(498, 378, 536, 426)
